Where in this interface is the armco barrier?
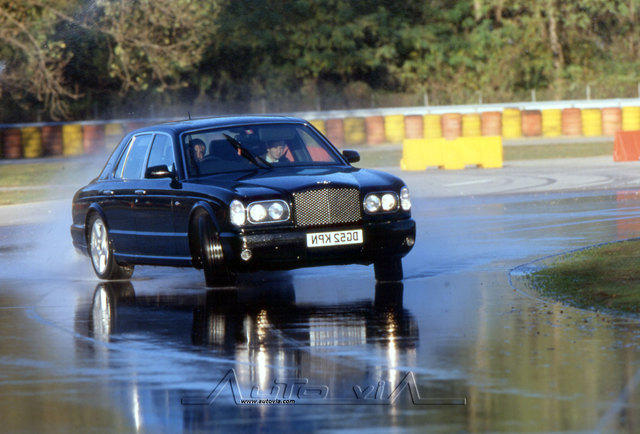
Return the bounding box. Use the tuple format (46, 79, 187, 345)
(581, 108, 602, 136)
(614, 130, 640, 161)
(384, 115, 404, 143)
(400, 136, 502, 170)
(21, 126, 42, 158)
(343, 117, 366, 145)
(622, 107, 640, 131)
(423, 114, 441, 138)
(365, 116, 385, 144)
(462, 113, 481, 137)
(541, 109, 562, 137)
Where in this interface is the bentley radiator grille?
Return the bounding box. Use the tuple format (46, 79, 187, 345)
(293, 188, 362, 227)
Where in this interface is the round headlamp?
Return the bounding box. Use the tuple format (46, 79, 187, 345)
(400, 187, 411, 211)
(364, 194, 381, 213)
(248, 203, 267, 222)
(268, 202, 285, 220)
(381, 193, 397, 211)
(230, 200, 246, 226)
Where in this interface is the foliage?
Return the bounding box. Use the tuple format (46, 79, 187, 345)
(0, 0, 639, 122)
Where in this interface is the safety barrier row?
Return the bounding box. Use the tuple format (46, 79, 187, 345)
(1, 105, 640, 159)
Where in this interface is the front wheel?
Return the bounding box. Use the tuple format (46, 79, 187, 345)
(88, 214, 134, 280)
(374, 257, 403, 282)
(196, 213, 235, 287)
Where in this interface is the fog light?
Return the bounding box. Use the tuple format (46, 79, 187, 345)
(240, 249, 252, 261)
(405, 236, 415, 247)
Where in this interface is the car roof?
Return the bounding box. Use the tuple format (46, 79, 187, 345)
(130, 115, 308, 135)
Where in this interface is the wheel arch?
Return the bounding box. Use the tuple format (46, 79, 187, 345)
(187, 201, 223, 268)
(84, 203, 109, 245)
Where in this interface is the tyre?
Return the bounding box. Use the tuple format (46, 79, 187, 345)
(87, 214, 134, 280)
(196, 213, 235, 287)
(374, 257, 403, 282)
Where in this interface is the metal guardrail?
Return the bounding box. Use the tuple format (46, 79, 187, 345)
(3, 97, 640, 128)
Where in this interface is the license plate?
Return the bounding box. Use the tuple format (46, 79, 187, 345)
(306, 229, 363, 248)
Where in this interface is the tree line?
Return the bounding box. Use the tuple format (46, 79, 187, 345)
(1, 0, 639, 122)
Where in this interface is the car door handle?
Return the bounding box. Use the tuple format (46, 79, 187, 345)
(135, 190, 147, 195)
(101, 190, 114, 195)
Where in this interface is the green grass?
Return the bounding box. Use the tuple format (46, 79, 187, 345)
(354, 141, 613, 168)
(530, 240, 640, 314)
(0, 160, 88, 187)
(0, 188, 68, 206)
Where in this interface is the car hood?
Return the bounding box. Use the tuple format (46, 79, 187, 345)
(187, 166, 403, 198)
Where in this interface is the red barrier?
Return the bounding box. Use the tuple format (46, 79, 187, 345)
(364, 116, 385, 145)
(83, 124, 105, 153)
(42, 125, 63, 156)
(404, 115, 423, 139)
(614, 130, 640, 161)
(325, 118, 345, 147)
(2, 128, 22, 159)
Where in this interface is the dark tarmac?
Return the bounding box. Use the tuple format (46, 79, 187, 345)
(3, 179, 640, 431)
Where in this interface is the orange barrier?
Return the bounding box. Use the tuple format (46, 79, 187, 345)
(2, 128, 22, 159)
(522, 110, 542, 136)
(42, 125, 63, 156)
(325, 118, 345, 147)
(602, 108, 622, 136)
(404, 115, 423, 139)
(481, 111, 501, 136)
(365, 116, 385, 144)
(83, 124, 105, 153)
(562, 108, 582, 136)
(614, 130, 640, 162)
(442, 113, 462, 139)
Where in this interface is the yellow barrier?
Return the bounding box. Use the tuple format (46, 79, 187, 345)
(423, 114, 441, 138)
(541, 109, 561, 137)
(384, 115, 404, 143)
(462, 114, 481, 137)
(343, 117, 366, 145)
(21, 126, 42, 158)
(62, 124, 83, 156)
(105, 122, 124, 149)
(622, 107, 640, 131)
(309, 119, 326, 135)
(401, 136, 502, 170)
(581, 109, 602, 136)
(502, 108, 522, 138)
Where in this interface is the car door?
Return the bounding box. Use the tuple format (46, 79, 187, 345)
(133, 133, 180, 258)
(106, 133, 154, 255)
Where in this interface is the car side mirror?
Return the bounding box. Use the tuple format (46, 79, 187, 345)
(145, 164, 175, 179)
(342, 149, 360, 164)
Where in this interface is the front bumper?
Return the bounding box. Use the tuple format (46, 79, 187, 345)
(220, 218, 416, 271)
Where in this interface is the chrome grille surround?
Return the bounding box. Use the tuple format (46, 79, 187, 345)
(293, 188, 362, 227)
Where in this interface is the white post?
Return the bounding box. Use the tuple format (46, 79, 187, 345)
(586, 85, 591, 100)
(423, 92, 429, 106)
(531, 89, 536, 102)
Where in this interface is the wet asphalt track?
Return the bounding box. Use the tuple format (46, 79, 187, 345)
(4, 160, 640, 431)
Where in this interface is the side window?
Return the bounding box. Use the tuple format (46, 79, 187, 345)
(146, 135, 175, 174)
(119, 134, 153, 179)
(113, 138, 133, 178)
(297, 128, 332, 162)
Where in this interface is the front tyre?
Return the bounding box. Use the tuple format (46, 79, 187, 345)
(374, 257, 403, 282)
(196, 213, 235, 287)
(88, 214, 134, 280)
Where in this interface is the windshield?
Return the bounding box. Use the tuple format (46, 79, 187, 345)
(182, 123, 342, 177)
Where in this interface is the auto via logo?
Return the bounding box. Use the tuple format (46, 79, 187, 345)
(181, 369, 466, 406)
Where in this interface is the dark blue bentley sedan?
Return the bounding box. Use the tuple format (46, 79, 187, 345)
(70, 116, 415, 286)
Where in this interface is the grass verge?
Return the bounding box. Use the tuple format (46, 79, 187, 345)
(530, 239, 640, 314)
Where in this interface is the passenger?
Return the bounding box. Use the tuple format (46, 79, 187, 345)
(263, 140, 288, 163)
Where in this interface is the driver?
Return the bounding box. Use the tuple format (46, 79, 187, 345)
(263, 140, 288, 163)
(190, 138, 206, 162)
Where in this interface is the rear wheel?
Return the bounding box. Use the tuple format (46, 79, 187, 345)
(374, 257, 403, 282)
(88, 214, 134, 280)
(196, 213, 235, 287)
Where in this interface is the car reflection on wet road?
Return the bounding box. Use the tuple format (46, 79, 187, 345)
(4, 187, 640, 431)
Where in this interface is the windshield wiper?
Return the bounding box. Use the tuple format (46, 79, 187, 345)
(222, 134, 272, 169)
